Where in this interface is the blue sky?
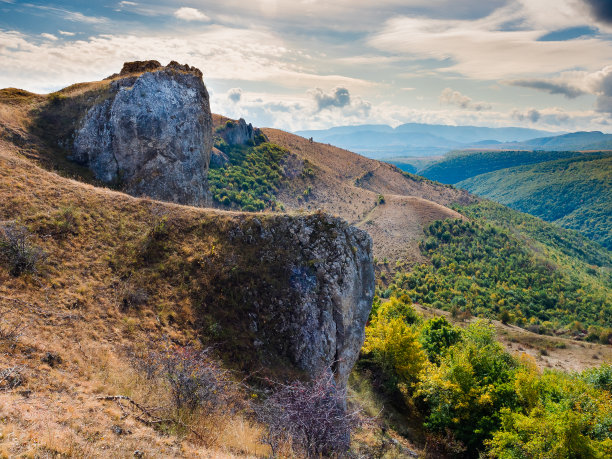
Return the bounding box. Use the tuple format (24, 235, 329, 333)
(2, 0, 612, 132)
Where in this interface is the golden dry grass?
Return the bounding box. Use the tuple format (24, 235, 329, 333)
(263, 128, 473, 264)
(0, 141, 283, 457)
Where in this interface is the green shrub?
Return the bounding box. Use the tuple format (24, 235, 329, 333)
(208, 142, 287, 211)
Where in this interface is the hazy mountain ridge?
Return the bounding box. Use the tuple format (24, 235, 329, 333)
(296, 123, 561, 158)
(419, 150, 588, 184)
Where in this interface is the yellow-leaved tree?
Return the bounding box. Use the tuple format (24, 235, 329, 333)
(362, 298, 426, 386)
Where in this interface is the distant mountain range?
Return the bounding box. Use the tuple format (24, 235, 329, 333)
(296, 123, 612, 158)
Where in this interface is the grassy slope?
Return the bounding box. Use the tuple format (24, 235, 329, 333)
(457, 153, 612, 249)
(0, 140, 379, 456)
(261, 127, 474, 264)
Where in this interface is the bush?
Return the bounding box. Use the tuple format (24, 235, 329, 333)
(0, 223, 46, 276)
(134, 343, 231, 414)
(416, 321, 519, 454)
(362, 299, 426, 386)
(419, 316, 462, 364)
(116, 281, 149, 311)
(256, 369, 357, 458)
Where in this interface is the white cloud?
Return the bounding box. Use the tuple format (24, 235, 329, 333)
(439, 88, 491, 111)
(504, 66, 612, 116)
(40, 33, 58, 41)
(0, 28, 372, 94)
(58, 30, 76, 36)
(368, 2, 612, 80)
(173, 7, 209, 22)
(63, 11, 107, 24)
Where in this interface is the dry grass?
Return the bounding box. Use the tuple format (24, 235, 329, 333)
(263, 128, 472, 264)
(0, 141, 300, 457)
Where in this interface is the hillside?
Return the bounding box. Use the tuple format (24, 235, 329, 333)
(0, 135, 380, 456)
(488, 130, 612, 151)
(419, 150, 586, 184)
(208, 114, 473, 264)
(1, 62, 611, 458)
(384, 200, 611, 338)
(457, 153, 612, 249)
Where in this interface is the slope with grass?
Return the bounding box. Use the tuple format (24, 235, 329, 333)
(0, 137, 380, 456)
(209, 118, 475, 264)
(457, 153, 612, 249)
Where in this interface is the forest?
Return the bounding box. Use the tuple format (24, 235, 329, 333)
(384, 202, 612, 342)
(360, 299, 612, 458)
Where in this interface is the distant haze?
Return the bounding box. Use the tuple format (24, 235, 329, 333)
(296, 123, 572, 158)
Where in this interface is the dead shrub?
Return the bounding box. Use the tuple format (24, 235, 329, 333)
(0, 222, 46, 276)
(0, 366, 24, 390)
(255, 369, 358, 458)
(129, 342, 236, 445)
(115, 280, 149, 311)
(424, 429, 467, 458)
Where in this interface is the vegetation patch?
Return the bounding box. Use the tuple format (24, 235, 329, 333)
(456, 153, 612, 249)
(359, 299, 612, 458)
(208, 142, 288, 211)
(0, 222, 46, 276)
(386, 213, 611, 339)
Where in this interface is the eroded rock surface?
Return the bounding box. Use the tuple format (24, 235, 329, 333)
(217, 118, 264, 146)
(72, 62, 213, 206)
(224, 213, 375, 388)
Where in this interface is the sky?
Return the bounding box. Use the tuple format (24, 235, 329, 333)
(2, 0, 612, 132)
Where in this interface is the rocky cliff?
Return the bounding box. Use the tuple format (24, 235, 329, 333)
(217, 118, 262, 146)
(222, 213, 375, 388)
(0, 62, 377, 390)
(71, 61, 213, 206)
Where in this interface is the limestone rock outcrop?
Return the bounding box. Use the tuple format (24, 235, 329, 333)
(71, 62, 213, 206)
(217, 118, 265, 146)
(223, 213, 375, 389)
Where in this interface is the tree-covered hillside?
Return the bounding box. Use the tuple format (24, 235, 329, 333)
(384, 201, 612, 340)
(420, 150, 585, 184)
(457, 153, 612, 249)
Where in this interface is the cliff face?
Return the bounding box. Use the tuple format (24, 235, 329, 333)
(71, 61, 213, 206)
(226, 213, 375, 388)
(218, 118, 260, 146)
